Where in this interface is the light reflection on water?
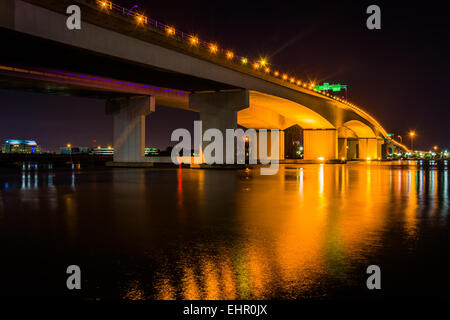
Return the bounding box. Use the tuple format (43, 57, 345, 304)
(0, 163, 449, 299)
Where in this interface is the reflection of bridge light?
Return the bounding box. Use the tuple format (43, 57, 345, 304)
(298, 168, 304, 195)
(319, 164, 324, 194)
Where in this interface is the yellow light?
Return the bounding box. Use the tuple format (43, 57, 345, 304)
(97, 146, 101, 149)
(107, 145, 112, 149)
(241, 57, 248, 64)
(136, 14, 147, 24)
(433, 145, 438, 150)
(189, 36, 199, 46)
(282, 74, 288, 80)
(409, 131, 415, 137)
(226, 51, 234, 59)
(99, 1, 111, 9)
(296, 80, 301, 85)
(317, 157, 324, 161)
(253, 62, 260, 69)
(274, 71, 279, 77)
(366, 157, 371, 161)
(302, 84, 307, 88)
(67, 144, 71, 148)
(166, 26, 175, 36)
(259, 58, 267, 66)
(290, 77, 295, 83)
(264, 67, 270, 73)
(209, 43, 218, 54)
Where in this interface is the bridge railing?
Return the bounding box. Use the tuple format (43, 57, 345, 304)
(73, 1, 391, 138)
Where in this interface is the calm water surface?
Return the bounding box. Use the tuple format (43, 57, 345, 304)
(0, 163, 449, 299)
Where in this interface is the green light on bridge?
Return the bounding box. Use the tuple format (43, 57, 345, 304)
(315, 83, 347, 92)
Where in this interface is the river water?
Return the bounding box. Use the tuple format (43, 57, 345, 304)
(0, 162, 449, 299)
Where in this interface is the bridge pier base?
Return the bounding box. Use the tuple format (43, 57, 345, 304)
(106, 96, 155, 163)
(303, 129, 338, 161)
(190, 90, 249, 164)
(358, 138, 381, 160)
(338, 138, 347, 160)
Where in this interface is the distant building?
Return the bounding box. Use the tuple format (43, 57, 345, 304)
(1, 140, 41, 154)
(60, 146, 90, 154)
(145, 147, 160, 156)
(90, 147, 114, 156)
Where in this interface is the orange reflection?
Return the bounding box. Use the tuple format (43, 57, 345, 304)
(150, 164, 437, 299)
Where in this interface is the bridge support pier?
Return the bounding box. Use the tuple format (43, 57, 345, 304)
(190, 90, 249, 164)
(303, 129, 337, 161)
(106, 96, 155, 163)
(338, 138, 347, 160)
(358, 138, 380, 160)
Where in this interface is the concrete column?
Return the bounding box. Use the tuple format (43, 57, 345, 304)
(347, 139, 358, 160)
(358, 138, 378, 160)
(190, 90, 249, 164)
(279, 131, 285, 161)
(338, 138, 347, 160)
(378, 139, 384, 159)
(303, 129, 337, 160)
(106, 96, 155, 163)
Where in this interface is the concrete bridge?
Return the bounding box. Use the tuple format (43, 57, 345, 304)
(0, 0, 408, 164)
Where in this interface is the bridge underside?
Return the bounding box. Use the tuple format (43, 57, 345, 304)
(0, 64, 388, 163)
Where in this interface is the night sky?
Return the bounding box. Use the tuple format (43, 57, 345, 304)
(1, 0, 449, 152)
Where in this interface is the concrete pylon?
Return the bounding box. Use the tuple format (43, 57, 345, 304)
(190, 90, 250, 164)
(338, 138, 347, 160)
(303, 129, 338, 161)
(106, 96, 155, 163)
(358, 138, 379, 160)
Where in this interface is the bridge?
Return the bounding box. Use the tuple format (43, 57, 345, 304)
(0, 0, 408, 164)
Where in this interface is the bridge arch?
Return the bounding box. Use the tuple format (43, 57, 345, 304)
(337, 120, 382, 160)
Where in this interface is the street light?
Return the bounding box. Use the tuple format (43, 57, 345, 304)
(409, 131, 415, 151)
(397, 135, 402, 143)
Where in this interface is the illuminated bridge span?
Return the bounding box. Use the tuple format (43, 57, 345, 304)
(0, 0, 408, 163)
